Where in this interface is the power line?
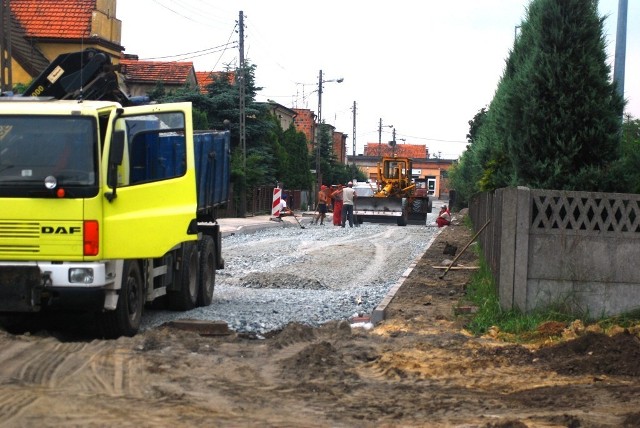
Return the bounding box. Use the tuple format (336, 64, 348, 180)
(167, 47, 237, 63)
(139, 43, 236, 61)
(152, 0, 201, 24)
(152, 0, 230, 27)
(210, 24, 238, 72)
(398, 133, 467, 144)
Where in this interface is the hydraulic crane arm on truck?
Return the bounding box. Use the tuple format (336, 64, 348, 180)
(0, 48, 230, 337)
(21, 48, 132, 105)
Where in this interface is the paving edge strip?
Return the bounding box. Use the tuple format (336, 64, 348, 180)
(370, 230, 442, 325)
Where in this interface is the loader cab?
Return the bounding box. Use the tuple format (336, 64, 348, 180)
(381, 158, 411, 182)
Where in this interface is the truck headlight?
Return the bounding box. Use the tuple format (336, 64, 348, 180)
(69, 268, 94, 284)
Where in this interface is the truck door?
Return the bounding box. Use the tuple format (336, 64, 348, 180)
(101, 102, 197, 259)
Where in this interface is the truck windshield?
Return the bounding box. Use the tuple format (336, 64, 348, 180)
(0, 116, 97, 196)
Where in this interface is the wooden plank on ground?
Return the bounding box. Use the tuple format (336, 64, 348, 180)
(432, 266, 479, 270)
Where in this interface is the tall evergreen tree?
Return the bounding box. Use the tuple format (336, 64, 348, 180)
(450, 0, 626, 206)
(281, 125, 313, 189)
(501, 0, 623, 190)
(314, 124, 334, 186)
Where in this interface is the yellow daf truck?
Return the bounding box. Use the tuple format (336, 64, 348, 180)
(0, 49, 230, 337)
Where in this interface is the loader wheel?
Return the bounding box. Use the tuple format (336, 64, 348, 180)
(98, 260, 144, 339)
(168, 242, 199, 311)
(197, 236, 216, 307)
(397, 200, 408, 226)
(411, 199, 424, 213)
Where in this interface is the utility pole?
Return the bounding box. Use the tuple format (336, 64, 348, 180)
(0, 0, 12, 92)
(317, 70, 323, 125)
(378, 118, 392, 158)
(316, 70, 323, 191)
(391, 128, 397, 157)
(613, 0, 628, 110)
(238, 11, 247, 217)
(314, 70, 343, 189)
(352, 101, 357, 156)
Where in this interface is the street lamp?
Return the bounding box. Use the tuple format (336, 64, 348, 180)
(316, 69, 343, 190)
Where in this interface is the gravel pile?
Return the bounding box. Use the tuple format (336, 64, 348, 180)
(141, 212, 441, 336)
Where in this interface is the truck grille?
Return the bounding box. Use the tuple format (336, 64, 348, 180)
(0, 221, 40, 254)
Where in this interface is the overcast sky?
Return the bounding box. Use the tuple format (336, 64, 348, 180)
(117, 1, 639, 159)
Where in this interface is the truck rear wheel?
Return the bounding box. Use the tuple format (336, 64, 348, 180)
(98, 260, 144, 338)
(168, 242, 199, 311)
(197, 236, 216, 307)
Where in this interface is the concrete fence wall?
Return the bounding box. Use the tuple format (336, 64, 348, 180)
(470, 187, 640, 318)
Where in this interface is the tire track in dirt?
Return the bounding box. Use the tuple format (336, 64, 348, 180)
(15, 340, 87, 386)
(79, 348, 147, 397)
(0, 389, 38, 422)
(0, 336, 148, 425)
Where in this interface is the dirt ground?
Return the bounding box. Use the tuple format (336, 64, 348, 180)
(1, 211, 640, 427)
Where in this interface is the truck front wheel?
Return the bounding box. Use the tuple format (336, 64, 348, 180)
(98, 260, 144, 338)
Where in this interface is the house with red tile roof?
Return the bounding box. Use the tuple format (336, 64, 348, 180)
(195, 71, 215, 94)
(120, 57, 197, 97)
(2, 1, 236, 104)
(3, 0, 122, 88)
(195, 71, 235, 94)
(363, 142, 429, 159)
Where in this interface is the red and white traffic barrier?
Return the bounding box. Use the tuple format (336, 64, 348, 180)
(271, 187, 282, 217)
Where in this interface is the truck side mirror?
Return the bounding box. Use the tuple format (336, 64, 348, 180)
(106, 130, 125, 201)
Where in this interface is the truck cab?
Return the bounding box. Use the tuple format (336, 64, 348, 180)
(0, 85, 229, 337)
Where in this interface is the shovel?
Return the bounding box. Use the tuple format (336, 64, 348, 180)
(439, 219, 490, 279)
(292, 212, 306, 229)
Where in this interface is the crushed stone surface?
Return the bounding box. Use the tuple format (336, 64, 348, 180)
(141, 213, 441, 335)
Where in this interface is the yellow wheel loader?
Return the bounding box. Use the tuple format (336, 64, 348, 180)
(354, 157, 432, 226)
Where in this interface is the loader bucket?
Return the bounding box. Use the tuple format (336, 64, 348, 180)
(354, 197, 408, 225)
(355, 196, 404, 213)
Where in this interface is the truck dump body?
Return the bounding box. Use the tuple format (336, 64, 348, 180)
(124, 128, 230, 222)
(194, 131, 230, 221)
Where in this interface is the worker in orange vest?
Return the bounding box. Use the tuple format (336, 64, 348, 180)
(331, 184, 344, 226)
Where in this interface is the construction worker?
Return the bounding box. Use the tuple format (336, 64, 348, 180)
(436, 204, 451, 227)
(279, 195, 293, 217)
(341, 181, 357, 228)
(331, 184, 344, 226)
(314, 185, 330, 225)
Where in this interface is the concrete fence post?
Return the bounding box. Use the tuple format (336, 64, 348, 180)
(498, 187, 531, 310)
(513, 186, 531, 311)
